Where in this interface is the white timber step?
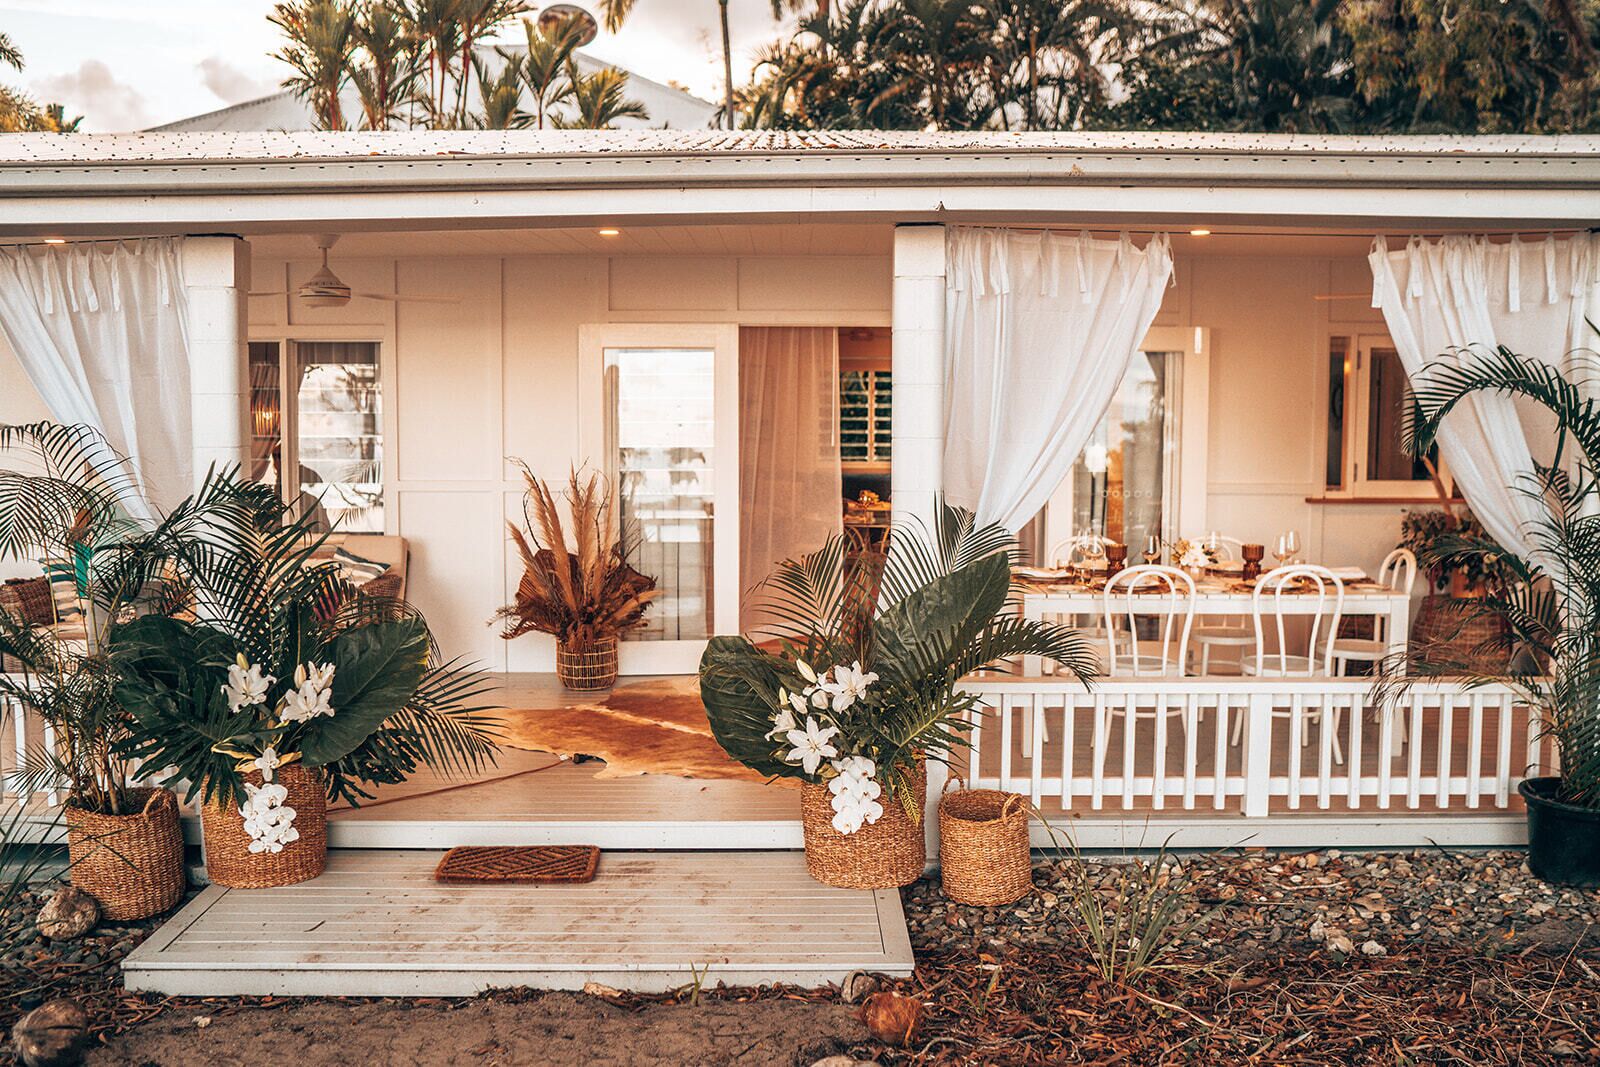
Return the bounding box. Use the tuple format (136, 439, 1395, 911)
(123, 849, 913, 997)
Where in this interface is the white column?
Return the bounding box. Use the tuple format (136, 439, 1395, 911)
(179, 237, 250, 488)
(891, 224, 946, 532)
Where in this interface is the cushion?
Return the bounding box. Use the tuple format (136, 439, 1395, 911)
(333, 546, 390, 586)
(39, 559, 83, 623)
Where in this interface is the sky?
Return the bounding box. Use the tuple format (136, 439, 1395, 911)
(1, 0, 785, 132)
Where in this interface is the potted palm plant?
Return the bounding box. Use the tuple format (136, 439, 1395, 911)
(109, 467, 499, 889)
(1380, 346, 1600, 885)
(700, 504, 1097, 889)
(497, 465, 658, 691)
(0, 423, 187, 920)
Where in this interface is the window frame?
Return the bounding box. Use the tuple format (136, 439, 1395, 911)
(247, 330, 393, 534)
(1323, 331, 1454, 500)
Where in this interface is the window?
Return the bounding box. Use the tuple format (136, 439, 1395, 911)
(1325, 334, 1444, 498)
(248, 339, 385, 532)
(840, 368, 892, 468)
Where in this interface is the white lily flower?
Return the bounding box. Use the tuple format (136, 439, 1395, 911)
(222, 658, 274, 713)
(302, 662, 336, 691)
(280, 682, 335, 723)
(810, 689, 829, 710)
(766, 703, 798, 741)
(820, 661, 879, 712)
(784, 717, 839, 776)
(796, 660, 818, 684)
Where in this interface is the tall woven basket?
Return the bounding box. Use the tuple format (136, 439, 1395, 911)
(800, 761, 926, 889)
(556, 636, 618, 691)
(939, 789, 1032, 906)
(1411, 595, 1510, 673)
(64, 788, 185, 921)
(200, 764, 328, 889)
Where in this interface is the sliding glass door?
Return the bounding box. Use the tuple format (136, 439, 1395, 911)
(580, 325, 739, 674)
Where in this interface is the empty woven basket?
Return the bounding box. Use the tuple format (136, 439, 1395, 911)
(939, 789, 1032, 906)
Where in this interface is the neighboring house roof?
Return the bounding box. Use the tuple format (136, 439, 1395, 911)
(149, 50, 716, 133)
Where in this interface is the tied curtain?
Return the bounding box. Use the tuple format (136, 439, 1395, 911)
(738, 326, 842, 632)
(0, 238, 192, 519)
(943, 227, 1175, 532)
(1368, 233, 1600, 559)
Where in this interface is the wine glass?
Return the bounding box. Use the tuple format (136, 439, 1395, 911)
(1142, 534, 1162, 566)
(1273, 533, 1292, 567)
(1284, 529, 1301, 564)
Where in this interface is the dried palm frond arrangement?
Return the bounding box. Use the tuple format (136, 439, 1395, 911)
(498, 465, 658, 688)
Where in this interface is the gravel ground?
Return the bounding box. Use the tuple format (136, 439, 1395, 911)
(901, 847, 1600, 962)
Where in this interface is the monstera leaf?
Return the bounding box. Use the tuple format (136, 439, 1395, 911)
(699, 635, 808, 781)
(299, 618, 431, 766)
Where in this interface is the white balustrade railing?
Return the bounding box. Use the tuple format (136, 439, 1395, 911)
(957, 677, 1547, 823)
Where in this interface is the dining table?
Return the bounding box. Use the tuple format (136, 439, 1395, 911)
(1014, 564, 1412, 677)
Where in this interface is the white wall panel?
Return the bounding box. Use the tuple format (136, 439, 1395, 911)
(610, 257, 735, 311)
(737, 257, 891, 312)
(398, 489, 506, 670)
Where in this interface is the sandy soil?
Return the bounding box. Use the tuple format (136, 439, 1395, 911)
(86, 991, 871, 1067)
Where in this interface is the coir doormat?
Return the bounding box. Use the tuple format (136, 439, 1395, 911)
(434, 845, 600, 884)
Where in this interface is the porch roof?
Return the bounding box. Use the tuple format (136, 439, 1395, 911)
(1, 130, 1597, 237)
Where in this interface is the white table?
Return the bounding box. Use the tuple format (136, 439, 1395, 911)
(1019, 580, 1411, 677)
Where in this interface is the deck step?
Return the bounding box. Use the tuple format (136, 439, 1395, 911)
(124, 849, 913, 997)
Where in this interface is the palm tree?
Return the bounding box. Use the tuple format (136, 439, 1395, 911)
(868, 0, 994, 130)
(350, 1, 416, 130)
(450, 0, 532, 127)
(987, 0, 1125, 129)
(470, 50, 526, 127)
(404, 0, 466, 126)
(557, 66, 649, 128)
(271, 0, 358, 130)
(509, 14, 581, 128)
(0, 31, 22, 73)
(595, 0, 737, 129)
(1379, 346, 1600, 815)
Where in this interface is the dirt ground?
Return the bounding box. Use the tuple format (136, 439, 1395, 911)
(85, 991, 870, 1067)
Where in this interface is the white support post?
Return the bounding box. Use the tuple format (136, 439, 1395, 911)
(180, 237, 251, 488)
(923, 755, 949, 869)
(891, 224, 946, 532)
(1242, 691, 1274, 818)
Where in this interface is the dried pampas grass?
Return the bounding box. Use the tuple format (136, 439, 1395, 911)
(497, 465, 658, 651)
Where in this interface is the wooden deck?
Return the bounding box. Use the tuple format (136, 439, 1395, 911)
(125, 849, 912, 997)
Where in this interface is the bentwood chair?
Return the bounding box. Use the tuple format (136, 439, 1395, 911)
(1331, 548, 1417, 675)
(1232, 565, 1347, 762)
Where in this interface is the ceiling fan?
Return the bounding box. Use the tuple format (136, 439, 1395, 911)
(249, 234, 460, 308)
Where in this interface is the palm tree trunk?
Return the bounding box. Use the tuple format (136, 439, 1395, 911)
(1026, 30, 1038, 132)
(719, 0, 735, 129)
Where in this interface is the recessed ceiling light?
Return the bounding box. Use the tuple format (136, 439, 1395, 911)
(596, 228, 621, 237)
(43, 238, 66, 245)
(1188, 228, 1212, 237)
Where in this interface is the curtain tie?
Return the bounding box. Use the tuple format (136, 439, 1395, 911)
(1544, 235, 1558, 305)
(1506, 235, 1521, 313)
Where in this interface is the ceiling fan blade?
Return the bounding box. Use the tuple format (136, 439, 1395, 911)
(353, 291, 461, 305)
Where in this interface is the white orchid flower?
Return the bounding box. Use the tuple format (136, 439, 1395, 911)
(249, 746, 282, 783)
(860, 799, 884, 825)
(222, 657, 274, 713)
(784, 717, 839, 776)
(830, 807, 865, 835)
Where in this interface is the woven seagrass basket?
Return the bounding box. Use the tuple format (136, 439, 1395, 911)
(800, 760, 926, 889)
(200, 763, 327, 889)
(64, 787, 185, 920)
(938, 789, 1032, 906)
(556, 636, 618, 691)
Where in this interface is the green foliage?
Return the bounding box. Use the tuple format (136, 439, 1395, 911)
(740, 0, 1600, 133)
(699, 503, 1097, 799)
(1377, 344, 1600, 808)
(1398, 507, 1505, 592)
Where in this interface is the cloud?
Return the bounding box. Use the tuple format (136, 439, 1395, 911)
(198, 56, 274, 105)
(31, 60, 154, 132)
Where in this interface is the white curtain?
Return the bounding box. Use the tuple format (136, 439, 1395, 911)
(1368, 233, 1600, 558)
(739, 326, 842, 631)
(943, 227, 1174, 531)
(0, 238, 192, 519)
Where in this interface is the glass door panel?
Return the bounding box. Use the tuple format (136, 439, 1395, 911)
(1064, 351, 1174, 556)
(605, 347, 716, 642)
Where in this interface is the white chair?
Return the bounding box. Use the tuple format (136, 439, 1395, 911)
(1187, 533, 1251, 674)
(1232, 565, 1347, 761)
(1332, 548, 1416, 675)
(1047, 533, 1109, 567)
(1101, 565, 1195, 677)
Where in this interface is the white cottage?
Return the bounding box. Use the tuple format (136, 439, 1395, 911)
(0, 130, 1591, 993)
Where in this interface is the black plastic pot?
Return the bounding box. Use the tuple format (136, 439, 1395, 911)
(1518, 777, 1600, 887)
